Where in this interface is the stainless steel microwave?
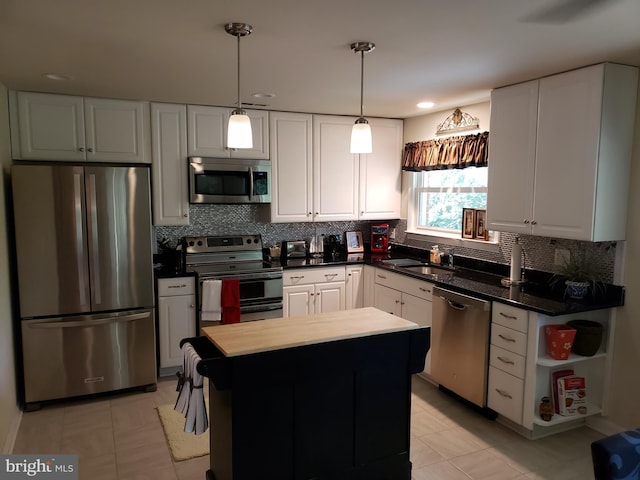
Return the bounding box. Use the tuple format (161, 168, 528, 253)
(189, 157, 271, 204)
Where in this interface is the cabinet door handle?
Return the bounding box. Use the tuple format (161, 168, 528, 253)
(419, 287, 431, 293)
(499, 312, 518, 320)
(79, 147, 85, 152)
(395, 300, 401, 304)
(290, 275, 304, 280)
(168, 284, 187, 289)
(88, 147, 94, 153)
(495, 388, 513, 399)
(523, 219, 530, 224)
(189, 304, 195, 308)
(497, 356, 515, 365)
(183, 213, 188, 218)
(498, 334, 516, 343)
(324, 274, 337, 279)
(531, 220, 537, 225)
(377, 274, 387, 279)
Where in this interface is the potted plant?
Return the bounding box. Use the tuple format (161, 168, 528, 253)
(550, 251, 604, 300)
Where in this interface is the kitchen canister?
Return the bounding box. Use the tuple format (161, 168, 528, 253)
(544, 324, 577, 360)
(567, 319, 604, 356)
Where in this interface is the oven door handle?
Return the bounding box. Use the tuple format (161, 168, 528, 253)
(200, 270, 282, 281)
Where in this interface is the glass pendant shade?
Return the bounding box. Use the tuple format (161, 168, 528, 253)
(350, 119, 372, 154)
(228, 110, 253, 149)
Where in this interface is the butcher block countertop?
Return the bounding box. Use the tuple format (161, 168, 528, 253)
(200, 307, 422, 358)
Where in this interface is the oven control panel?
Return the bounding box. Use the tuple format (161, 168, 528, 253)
(184, 235, 263, 254)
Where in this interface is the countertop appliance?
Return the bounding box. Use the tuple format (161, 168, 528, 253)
(184, 234, 283, 326)
(431, 287, 492, 408)
(282, 240, 307, 258)
(189, 156, 271, 204)
(371, 223, 389, 253)
(12, 164, 156, 410)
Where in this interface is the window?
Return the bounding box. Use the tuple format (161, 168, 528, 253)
(409, 167, 488, 236)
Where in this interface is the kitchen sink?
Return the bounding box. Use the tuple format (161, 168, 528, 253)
(380, 258, 426, 267)
(401, 265, 454, 278)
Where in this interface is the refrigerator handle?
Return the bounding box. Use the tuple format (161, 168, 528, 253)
(87, 173, 102, 306)
(27, 311, 151, 329)
(73, 173, 88, 307)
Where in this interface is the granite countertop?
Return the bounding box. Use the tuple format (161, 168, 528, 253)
(278, 249, 624, 317)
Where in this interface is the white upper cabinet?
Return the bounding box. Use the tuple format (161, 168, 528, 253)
(487, 63, 638, 241)
(359, 118, 402, 220)
(151, 103, 189, 226)
(10, 91, 150, 163)
(186, 105, 269, 159)
(269, 111, 313, 222)
(313, 115, 360, 222)
(486, 80, 538, 236)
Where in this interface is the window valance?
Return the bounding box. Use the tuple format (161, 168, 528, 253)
(402, 131, 489, 172)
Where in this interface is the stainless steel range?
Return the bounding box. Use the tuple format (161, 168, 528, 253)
(184, 234, 283, 327)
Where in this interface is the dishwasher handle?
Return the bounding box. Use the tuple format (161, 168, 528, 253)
(433, 286, 491, 312)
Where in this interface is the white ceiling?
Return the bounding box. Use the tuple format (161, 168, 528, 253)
(0, 0, 639, 119)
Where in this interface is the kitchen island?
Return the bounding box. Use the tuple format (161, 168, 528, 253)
(189, 307, 430, 480)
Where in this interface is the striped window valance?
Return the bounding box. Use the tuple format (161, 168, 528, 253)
(402, 131, 489, 171)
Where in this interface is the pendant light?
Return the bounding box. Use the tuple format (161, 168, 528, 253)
(350, 41, 375, 154)
(225, 22, 253, 149)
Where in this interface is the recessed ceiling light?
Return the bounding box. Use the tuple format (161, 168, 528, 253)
(43, 73, 74, 81)
(251, 92, 275, 99)
(417, 101, 435, 109)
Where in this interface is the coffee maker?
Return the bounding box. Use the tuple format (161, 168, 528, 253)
(371, 223, 389, 253)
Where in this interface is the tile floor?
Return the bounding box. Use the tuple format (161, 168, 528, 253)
(12, 375, 601, 479)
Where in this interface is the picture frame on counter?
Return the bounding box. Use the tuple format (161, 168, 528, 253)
(345, 231, 364, 253)
(475, 209, 488, 240)
(462, 208, 475, 239)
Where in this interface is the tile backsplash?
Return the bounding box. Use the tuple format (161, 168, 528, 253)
(155, 205, 616, 283)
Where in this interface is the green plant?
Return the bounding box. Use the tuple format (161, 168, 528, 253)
(550, 251, 605, 297)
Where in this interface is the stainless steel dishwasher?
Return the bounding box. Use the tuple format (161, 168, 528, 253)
(431, 287, 491, 408)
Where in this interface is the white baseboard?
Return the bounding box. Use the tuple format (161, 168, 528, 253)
(586, 415, 625, 437)
(2, 411, 22, 454)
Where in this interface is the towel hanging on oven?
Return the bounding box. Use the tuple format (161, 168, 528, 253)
(201, 279, 222, 321)
(221, 279, 241, 324)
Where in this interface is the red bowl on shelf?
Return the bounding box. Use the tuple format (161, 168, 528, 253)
(544, 324, 577, 360)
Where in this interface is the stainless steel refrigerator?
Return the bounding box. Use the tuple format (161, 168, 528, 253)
(12, 164, 156, 409)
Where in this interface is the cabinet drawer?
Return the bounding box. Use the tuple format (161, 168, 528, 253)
(374, 269, 433, 301)
(490, 344, 526, 379)
(492, 303, 528, 333)
(158, 277, 195, 296)
(491, 324, 527, 356)
(488, 366, 524, 425)
(283, 267, 345, 286)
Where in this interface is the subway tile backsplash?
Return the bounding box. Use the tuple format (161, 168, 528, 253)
(155, 205, 616, 283)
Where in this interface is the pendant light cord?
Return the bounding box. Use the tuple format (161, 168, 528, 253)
(359, 49, 364, 118)
(237, 34, 241, 110)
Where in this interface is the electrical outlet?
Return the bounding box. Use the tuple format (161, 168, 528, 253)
(389, 227, 396, 240)
(555, 248, 570, 266)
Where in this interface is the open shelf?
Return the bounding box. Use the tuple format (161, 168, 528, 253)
(533, 402, 601, 427)
(536, 352, 606, 368)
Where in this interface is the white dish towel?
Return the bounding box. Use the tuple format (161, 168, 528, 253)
(174, 342, 209, 435)
(201, 279, 222, 321)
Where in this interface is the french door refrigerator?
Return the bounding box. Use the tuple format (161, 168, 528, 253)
(12, 164, 156, 409)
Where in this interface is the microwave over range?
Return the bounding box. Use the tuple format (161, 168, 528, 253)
(189, 157, 271, 204)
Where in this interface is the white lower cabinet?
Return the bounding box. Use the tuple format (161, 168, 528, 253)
(489, 302, 615, 438)
(345, 265, 364, 309)
(488, 303, 529, 426)
(373, 268, 433, 374)
(157, 277, 196, 374)
(488, 366, 525, 424)
(283, 267, 345, 317)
